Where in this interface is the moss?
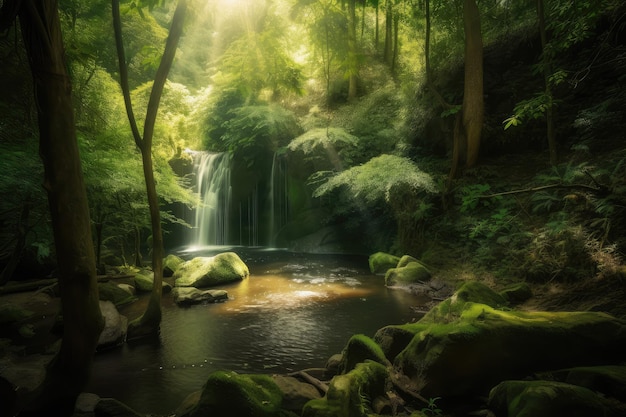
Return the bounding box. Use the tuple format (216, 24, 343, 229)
(0, 304, 34, 325)
(368, 252, 400, 274)
(98, 281, 137, 307)
(397, 255, 421, 268)
(538, 365, 626, 403)
(163, 254, 184, 277)
(340, 334, 390, 373)
(174, 252, 249, 288)
(134, 269, 155, 292)
(394, 303, 626, 398)
(488, 380, 626, 417)
(374, 323, 431, 362)
(385, 262, 431, 286)
(303, 361, 388, 417)
(191, 371, 283, 417)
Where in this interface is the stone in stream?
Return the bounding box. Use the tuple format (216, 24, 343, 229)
(174, 252, 249, 288)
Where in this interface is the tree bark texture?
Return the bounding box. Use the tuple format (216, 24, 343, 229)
(462, 0, 484, 168)
(347, 0, 358, 100)
(17, 0, 103, 411)
(537, 0, 557, 165)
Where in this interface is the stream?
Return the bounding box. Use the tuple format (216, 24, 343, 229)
(85, 247, 421, 414)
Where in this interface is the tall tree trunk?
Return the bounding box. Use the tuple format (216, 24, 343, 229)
(384, 0, 393, 66)
(391, 9, 399, 74)
(112, 0, 188, 338)
(461, 0, 484, 168)
(537, 0, 557, 165)
(17, 0, 103, 412)
(375, 1, 379, 51)
(347, 0, 358, 101)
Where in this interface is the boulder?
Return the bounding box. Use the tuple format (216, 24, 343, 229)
(189, 371, 283, 417)
(272, 375, 322, 412)
(394, 303, 626, 398)
(396, 255, 421, 268)
(174, 252, 249, 288)
(97, 301, 127, 349)
(0, 303, 34, 325)
(163, 254, 184, 277)
(303, 361, 388, 417)
(499, 282, 533, 304)
(384, 261, 431, 286)
(537, 365, 626, 403)
(171, 287, 229, 306)
(368, 252, 400, 274)
(95, 397, 143, 417)
(98, 281, 137, 307)
(134, 270, 173, 293)
(488, 380, 626, 417)
(339, 334, 390, 373)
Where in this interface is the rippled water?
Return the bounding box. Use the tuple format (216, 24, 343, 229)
(86, 249, 420, 414)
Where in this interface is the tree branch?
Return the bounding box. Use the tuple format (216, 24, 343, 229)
(479, 183, 607, 199)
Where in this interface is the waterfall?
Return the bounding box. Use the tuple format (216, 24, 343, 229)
(191, 152, 231, 247)
(267, 153, 288, 247)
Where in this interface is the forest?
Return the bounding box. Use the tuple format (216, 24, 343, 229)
(1, 0, 625, 416)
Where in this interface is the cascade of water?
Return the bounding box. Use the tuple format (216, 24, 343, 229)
(267, 153, 288, 247)
(192, 152, 231, 247)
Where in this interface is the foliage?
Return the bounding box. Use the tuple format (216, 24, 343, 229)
(421, 396, 443, 416)
(288, 127, 358, 172)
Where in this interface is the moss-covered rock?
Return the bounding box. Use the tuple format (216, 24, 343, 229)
(374, 322, 430, 362)
(488, 380, 626, 417)
(303, 361, 388, 417)
(368, 252, 400, 274)
(396, 255, 421, 268)
(271, 375, 322, 413)
(395, 304, 626, 398)
(174, 252, 249, 288)
(98, 281, 137, 307)
(384, 262, 431, 286)
(171, 287, 228, 306)
(339, 334, 390, 373)
(189, 371, 283, 417)
(134, 269, 155, 292)
(163, 254, 184, 277)
(0, 303, 33, 325)
(537, 365, 626, 403)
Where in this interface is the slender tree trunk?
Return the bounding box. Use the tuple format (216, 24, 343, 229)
(347, 0, 358, 101)
(17, 0, 103, 412)
(375, 1, 379, 51)
(112, 0, 188, 338)
(391, 9, 399, 74)
(461, 0, 484, 168)
(537, 0, 557, 165)
(384, 0, 393, 66)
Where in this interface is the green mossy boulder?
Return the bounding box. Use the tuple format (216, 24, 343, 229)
(339, 334, 390, 373)
(396, 255, 421, 268)
(368, 252, 400, 274)
(537, 365, 626, 403)
(395, 304, 626, 398)
(384, 262, 431, 286)
(374, 322, 430, 362)
(488, 380, 626, 417)
(189, 371, 283, 417)
(134, 270, 155, 292)
(98, 281, 137, 307)
(303, 361, 388, 417)
(163, 254, 184, 277)
(174, 252, 249, 288)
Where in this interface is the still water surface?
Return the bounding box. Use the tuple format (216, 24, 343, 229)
(86, 248, 420, 414)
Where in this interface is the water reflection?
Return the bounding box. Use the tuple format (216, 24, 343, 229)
(87, 252, 419, 414)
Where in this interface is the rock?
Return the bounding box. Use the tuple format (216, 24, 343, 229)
(368, 252, 400, 274)
(324, 354, 343, 379)
(98, 281, 137, 307)
(116, 283, 135, 295)
(0, 352, 53, 393)
(537, 365, 626, 403)
(164, 254, 184, 277)
(272, 375, 322, 412)
(97, 301, 127, 349)
(396, 255, 420, 268)
(174, 252, 249, 288)
(134, 269, 155, 292)
(339, 334, 390, 373)
(133, 269, 173, 293)
(384, 261, 431, 286)
(394, 303, 626, 398)
(303, 361, 388, 417)
(488, 380, 626, 417)
(171, 287, 229, 306)
(74, 392, 100, 413)
(189, 371, 283, 417)
(95, 397, 143, 417)
(499, 282, 532, 304)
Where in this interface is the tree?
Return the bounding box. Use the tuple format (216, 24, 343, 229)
(112, 0, 188, 338)
(0, 0, 103, 413)
(461, 0, 484, 169)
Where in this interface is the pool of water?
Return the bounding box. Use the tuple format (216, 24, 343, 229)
(86, 248, 421, 414)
